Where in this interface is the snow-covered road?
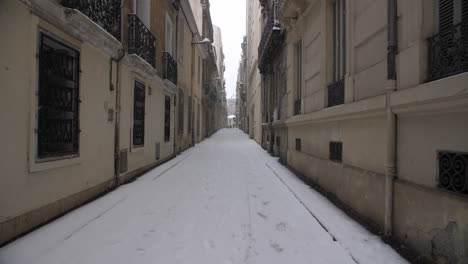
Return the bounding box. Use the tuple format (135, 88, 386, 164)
(0, 129, 409, 264)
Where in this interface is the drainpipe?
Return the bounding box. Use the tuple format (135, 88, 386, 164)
(112, 48, 126, 187)
(385, 0, 397, 237)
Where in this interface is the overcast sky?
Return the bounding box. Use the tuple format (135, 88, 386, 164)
(210, 0, 246, 99)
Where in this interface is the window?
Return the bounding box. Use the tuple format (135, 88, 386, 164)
(38, 34, 80, 158)
(294, 40, 302, 116)
(329, 141, 343, 163)
(165, 13, 174, 55)
(197, 103, 200, 137)
(328, 0, 346, 107)
(133, 80, 145, 146)
(295, 138, 301, 152)
(438, 151, 468, 195)
(178, 88, 184, 134)
(164, 95, 171, 142)
(436, 0, 467, 33)
(136, 0, 151, 28)
(188, 96, 192, 133)
(198, 56, 201, 84)
(428, 0, 468, 81)
(178, 14, 184, 62)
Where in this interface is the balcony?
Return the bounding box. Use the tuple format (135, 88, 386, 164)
(62, 0, 121, 40)
(258, 0, 284, 73)
(327, 79, 344, 107)
(128, 14, 156, 68)
(162, 52, 178, 85)
(427, 22, 468, 82)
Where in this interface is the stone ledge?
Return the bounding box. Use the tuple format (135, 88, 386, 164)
(392, 72, 468, 115)
(18, 0, 123, 58)
(284, 94, 386, 127)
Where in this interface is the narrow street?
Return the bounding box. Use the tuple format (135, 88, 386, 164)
(0, 129, 408, 264)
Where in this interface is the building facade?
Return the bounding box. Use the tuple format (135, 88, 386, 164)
(254, 0, 468, 263)
(0, 0, 224, 245)
(245, 0, 263, 143)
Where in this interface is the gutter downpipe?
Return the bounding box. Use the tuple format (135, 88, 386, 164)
(385, 0, 398, 237)
(112, 3, 127, 188)
(112, 48, 126, 187)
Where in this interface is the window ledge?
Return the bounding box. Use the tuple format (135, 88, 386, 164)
(130, 145, 145, 153)
(284, 95, 386, 127)
(29, 155, 81, 173)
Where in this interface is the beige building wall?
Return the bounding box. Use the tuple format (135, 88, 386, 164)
(0, 0, 179, 244)
(0, 0, 117, 243)
(274, 0, 468, 263)
(246, 0, 262, 143)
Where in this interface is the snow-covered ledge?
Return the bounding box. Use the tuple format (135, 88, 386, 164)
(123, 55, 177, 95)
(124, 54, 158, 81)
(162, 80, 177, 95)
(17, 0, 122, 58)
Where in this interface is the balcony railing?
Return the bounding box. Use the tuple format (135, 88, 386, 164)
(427, 22, 468, 82)
(162, 52, 177, 85)
(128, 14, 156, 68)
(328, 79, 344, 107)
(62, 0, 121, 40)
(258, 0, 284, 73)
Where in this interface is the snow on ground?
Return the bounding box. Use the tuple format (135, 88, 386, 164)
(0, 129, 409, 264)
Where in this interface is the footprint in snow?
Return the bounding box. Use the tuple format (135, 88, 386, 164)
(270, 242, 284, 253)
(262, 201, 270, 206)
(275, 222, 287, 232)
(136, 248, 145, 255)
(257, 212, 268, 219)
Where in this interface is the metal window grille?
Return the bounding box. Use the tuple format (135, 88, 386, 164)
(38, 34, 80, 158)
(329, 141, 343, 163)
(178, 89, 184, 134)
(188, 96, 193, 132)
(438, 151, 468, 195)
(133, 80, 145, 146)
(328, 79, 345, 107)
(428, 0, 468, 81)
(164, 95, 171, 142)
(328, 0, 346, 107)
(155, 142, 160, 160)
(295, 138, 301, 152)
(295, 40, 302, 115)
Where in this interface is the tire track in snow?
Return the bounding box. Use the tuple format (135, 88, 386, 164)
(152, 154, 192, 181)
(265, 163, 359, 264)
(64, 196, 128, 240)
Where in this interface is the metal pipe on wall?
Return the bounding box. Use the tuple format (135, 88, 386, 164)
(384, 0, 398, 237)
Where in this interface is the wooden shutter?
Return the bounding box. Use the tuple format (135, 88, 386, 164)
(439, 0, 454, 33)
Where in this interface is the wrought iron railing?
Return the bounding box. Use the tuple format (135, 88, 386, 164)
(327, 79, 345, 107)
(128, 14, 156, 68)
(438, 151, 468, 195)
(62, 0, 121, 40)
(258, 0, 283, 72)
(294, 99, 301, 116)
(427, 22, 468, 82)
(162, 52, 177, 85)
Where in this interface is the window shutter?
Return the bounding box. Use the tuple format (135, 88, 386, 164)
(463, 0, 468, 21)
(439, 0, 454, 33)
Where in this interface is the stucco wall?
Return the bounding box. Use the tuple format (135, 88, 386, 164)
(0, 0, 115, 240)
